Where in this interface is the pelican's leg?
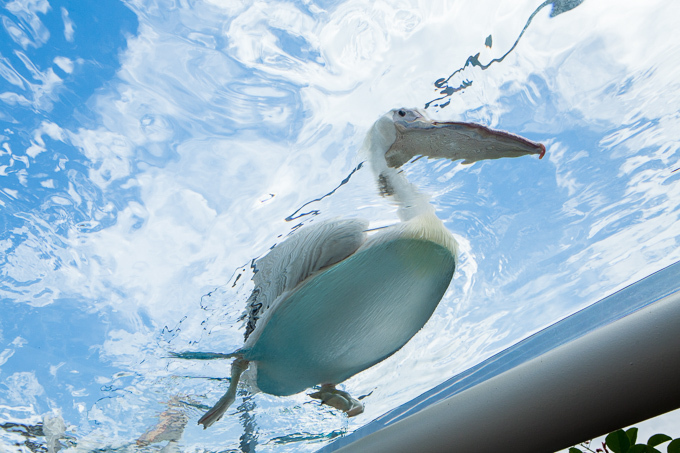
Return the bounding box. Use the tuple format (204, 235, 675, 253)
(198, 358, 249, 429)
(309, 384, 363, 417)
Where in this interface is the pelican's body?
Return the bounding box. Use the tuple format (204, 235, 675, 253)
(175, 108, 545, 427)
(245, 218, 456, 397)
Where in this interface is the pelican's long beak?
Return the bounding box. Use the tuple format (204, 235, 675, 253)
(385, 109, 545, 168)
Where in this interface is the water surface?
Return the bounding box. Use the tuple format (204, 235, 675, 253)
(1, 0, 679, 451)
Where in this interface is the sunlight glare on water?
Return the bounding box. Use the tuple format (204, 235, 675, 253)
(1, 0, 680, 451)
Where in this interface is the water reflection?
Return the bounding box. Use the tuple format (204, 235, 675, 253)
(238, 392, 259, 453)
(1, 0, 680, 451)
(426, 0, 585, 108)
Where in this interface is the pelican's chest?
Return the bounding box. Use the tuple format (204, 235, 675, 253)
(245, 238, 455, 396)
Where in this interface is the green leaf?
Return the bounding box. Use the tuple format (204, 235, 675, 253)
(568, 448, 583, 453)
(645, 447, 662, 453)
(607, 430, 631, 453)
(627, 428, 639, 445)
(667, 438, 680, 453)
(648, 434, 672, 447)
(628, 445, 646, 453)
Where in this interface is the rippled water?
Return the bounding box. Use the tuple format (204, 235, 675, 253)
(1, 0, 679, 451)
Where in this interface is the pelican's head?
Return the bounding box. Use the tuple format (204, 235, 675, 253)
(363, 107, 545, 221)
(365, 107, 545, 172)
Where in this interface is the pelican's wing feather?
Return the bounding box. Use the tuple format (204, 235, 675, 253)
(244, 218, 368, 340)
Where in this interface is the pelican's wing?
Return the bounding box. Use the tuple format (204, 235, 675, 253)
(244, 218, 368, 340)
(386, 115, 545, 168)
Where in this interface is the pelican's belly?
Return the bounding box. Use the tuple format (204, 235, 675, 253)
(246, 238, 455, 396)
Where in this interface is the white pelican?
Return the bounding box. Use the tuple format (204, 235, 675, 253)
(174, 108, 545, 428)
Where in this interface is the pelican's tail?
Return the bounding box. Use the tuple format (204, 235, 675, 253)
(198, 358, 250, 428)
(168, 351, 241, 360)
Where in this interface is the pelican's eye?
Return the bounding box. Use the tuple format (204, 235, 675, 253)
(393, 108, 422, 123)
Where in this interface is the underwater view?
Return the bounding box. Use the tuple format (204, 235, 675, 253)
(2, 0, 680, 451)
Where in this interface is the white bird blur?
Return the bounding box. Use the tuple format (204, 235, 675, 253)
(173, 108, 545, 428)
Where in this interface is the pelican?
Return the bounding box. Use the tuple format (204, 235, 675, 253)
(173, 108, 545, 428)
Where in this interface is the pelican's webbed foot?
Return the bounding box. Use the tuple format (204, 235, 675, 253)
(198, 358, 249, 429)
(309, 384, 363, 417)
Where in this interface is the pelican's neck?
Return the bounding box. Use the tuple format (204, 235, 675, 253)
(361, 117, 458, 258)
(364, 117, 436, 222)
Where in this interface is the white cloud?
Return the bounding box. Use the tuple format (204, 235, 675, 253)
(0, 51, 64, 111)
(26, 120, 65, 157)
(3, 371, 45, 408)
(3, 0, 51, 49)
(0, 348, 15, 367)
(60, 7, 74, 42)
(53, 56, 73, 74)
